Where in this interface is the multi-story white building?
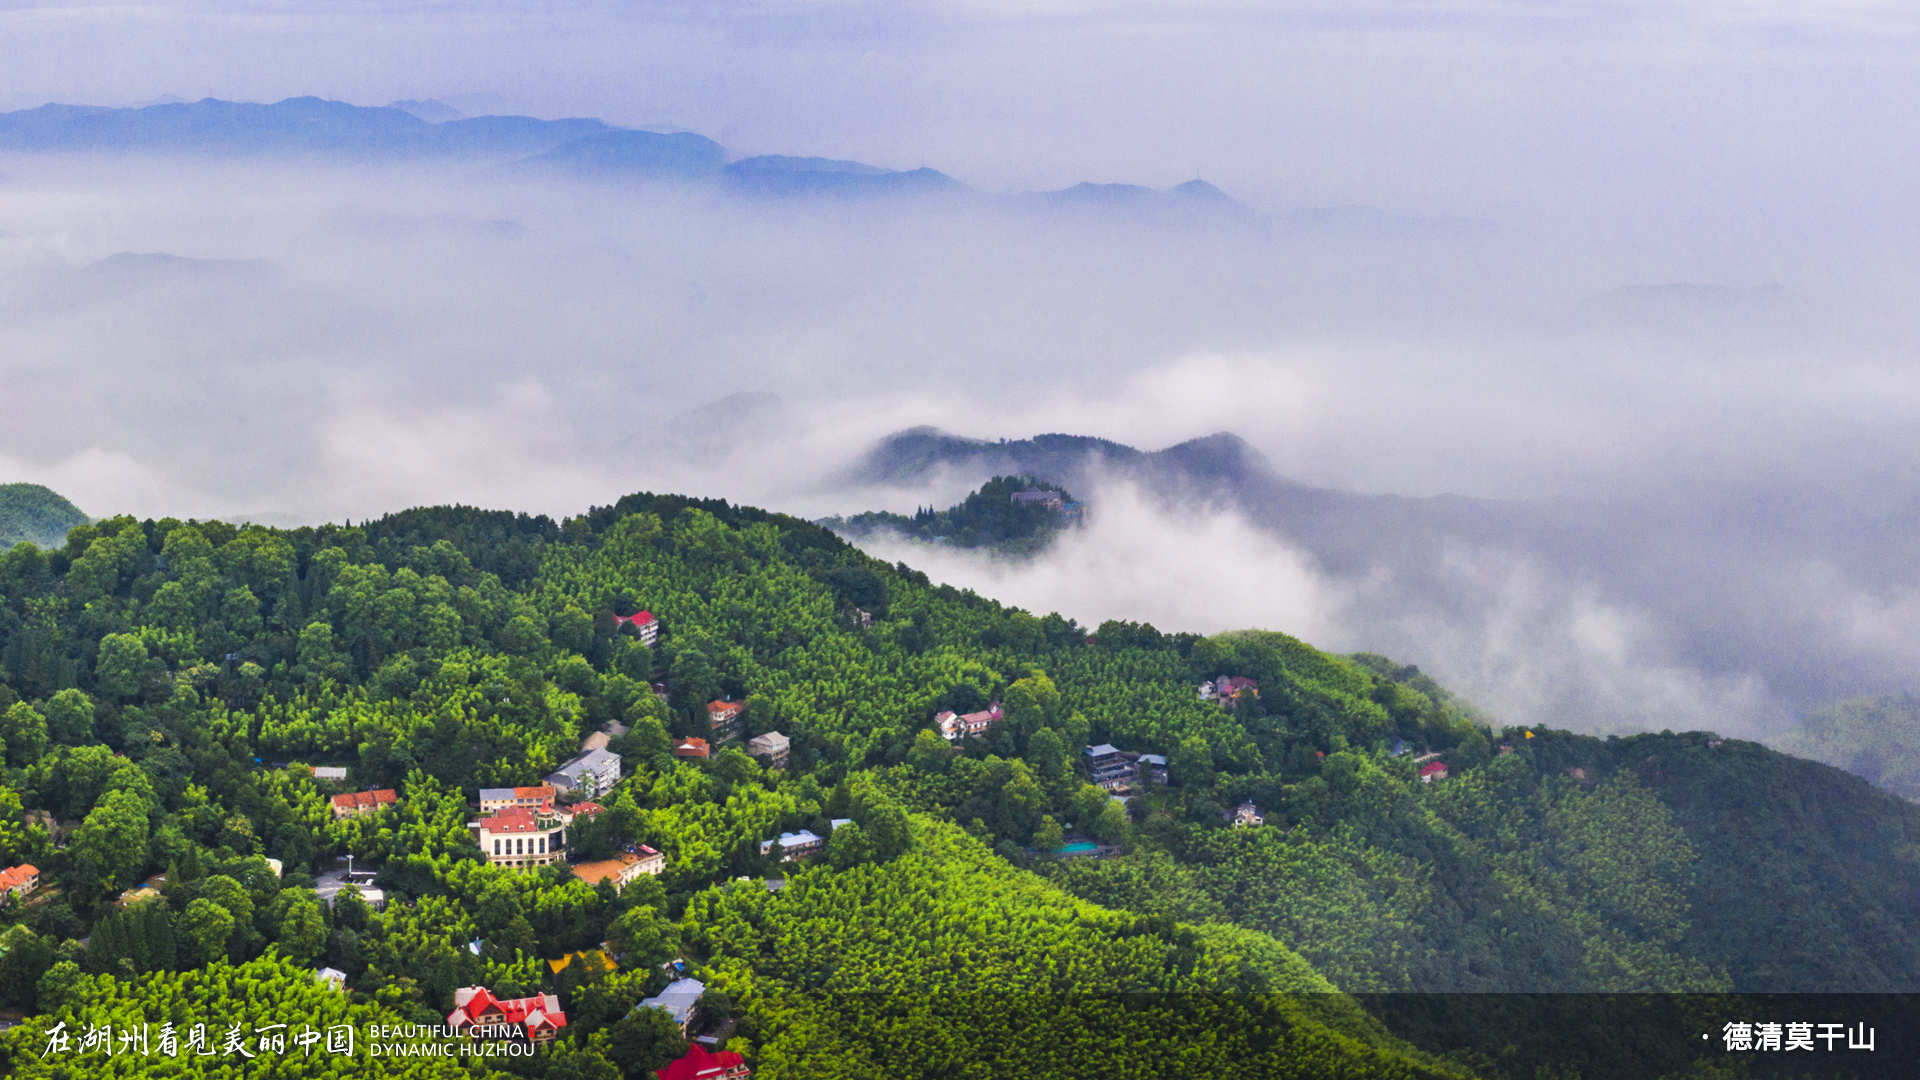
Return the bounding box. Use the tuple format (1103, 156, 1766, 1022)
(706, 700, 746, 743)
(545, 748, 621, 800)
(475, 807, 568, 869)
(1084, 744, 1135, 791)
(746, 731, 790, 769)
(612, 610, 660, 646)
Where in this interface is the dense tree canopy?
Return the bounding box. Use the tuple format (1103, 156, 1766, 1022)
(0, 492, 1915, 1079)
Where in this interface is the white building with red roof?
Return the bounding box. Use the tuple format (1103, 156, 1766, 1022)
(474, 806, 568, 869)
(447, 986, 568, 1043)
(329, 789, 398, 819)
(934, 702, 1002, 741)
(613, 610, 660, 646)
(0, 864, 39, 898)
(706, 700, 746, 743)
(1419, 761, 1450, 783)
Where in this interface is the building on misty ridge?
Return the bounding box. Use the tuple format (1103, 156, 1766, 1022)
(1085, 744, 1135, 791)
(546, 748, 621, 799)
(1010, 489, 1064, 510)
(612, 610, 660, 646)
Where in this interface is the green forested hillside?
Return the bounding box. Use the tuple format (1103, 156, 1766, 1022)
(1772, 692, 1920, 801)
(0, 492, 1915, 1078)
(0, 483, 87, 549)
(820, 475, 1076, 555)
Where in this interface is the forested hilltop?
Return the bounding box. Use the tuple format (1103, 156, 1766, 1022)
(0, 493, 1916, 1079)
(819, 475, 1079, 556)
(0, 484, 87, 549)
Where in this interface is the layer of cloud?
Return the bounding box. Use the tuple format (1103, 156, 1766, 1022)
(2, 2, 1919, 739)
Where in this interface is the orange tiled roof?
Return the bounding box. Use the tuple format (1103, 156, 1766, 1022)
(480, 807, 549, 834)
(0, 865, 39, 890)
(330, 789, 398, 812)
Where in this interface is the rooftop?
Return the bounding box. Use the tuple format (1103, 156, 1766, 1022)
(638, 977, 705, 1026)
(656, 1044, 747, 1080)
(330, 789, 397, 812)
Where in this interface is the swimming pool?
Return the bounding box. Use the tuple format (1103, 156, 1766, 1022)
(1057, 841, 1100, 855)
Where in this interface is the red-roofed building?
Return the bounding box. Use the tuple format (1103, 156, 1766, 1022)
(569, 802, 606, 819)
(706, 700, 746, 743)
(1419, 761, 1450, 784)
(1214, 676, 1260, 703)
(446, 986, 568, 1043)
(0, 864, 40, 898)
(934, 702, 1003, 741)
(656, 1044, 751, 1080)
(475, 806, 568, 869)
(479, 786, 557, 814)
(613, 610, 660, 646)
(329, 789, 398, 819)
(672, 738, 710, 760)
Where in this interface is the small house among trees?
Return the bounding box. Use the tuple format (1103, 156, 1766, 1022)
(328, 789, 397, 819)
(613, 609, 660, 646)
(936, 703, 1003, 741)
(0, 864, 39, 898)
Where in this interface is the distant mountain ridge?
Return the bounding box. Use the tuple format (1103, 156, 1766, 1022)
(0, 95, 1460, 227)
(844, 426, 1920, 748)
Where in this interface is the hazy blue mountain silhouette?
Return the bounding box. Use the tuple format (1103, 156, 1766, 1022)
(511, 129, 728, 180)
(724, 156, 965, 198)
(0, 97, 1481, 229)
(0, 96, 613, 159)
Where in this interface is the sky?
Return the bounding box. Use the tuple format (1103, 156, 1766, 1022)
(3, 1, 1920, 738)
